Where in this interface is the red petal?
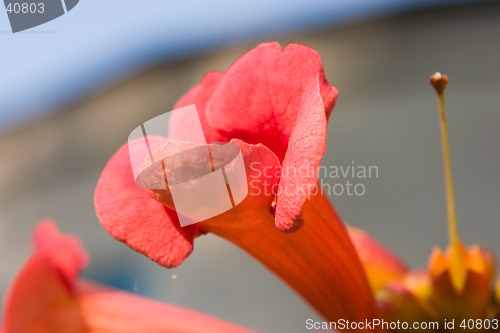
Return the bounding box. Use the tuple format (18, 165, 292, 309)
(3, 222, 255, 333)
(228, 139, 281, 209)
(206, 42, 338, 161)
(34, 220, 89, 290)
(4, 256, 87, 333)
(94, 137, 203, 268)
(274, 77, 327, 231)
(3, 221, 87, 333)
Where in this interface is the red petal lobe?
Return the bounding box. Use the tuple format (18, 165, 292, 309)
(275, 77, 327, 231)
(206, 42, 337, 161)
(94, 138, 203, 268)
(34, 220, 89, 290)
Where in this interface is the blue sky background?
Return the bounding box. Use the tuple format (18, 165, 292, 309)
(0, 0, 468, 133)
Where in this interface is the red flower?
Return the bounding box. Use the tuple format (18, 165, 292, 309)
(1, 221, 254, 333)
(95, 42, 379, 325)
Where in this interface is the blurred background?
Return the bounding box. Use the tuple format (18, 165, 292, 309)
(1, 1, 500, 332)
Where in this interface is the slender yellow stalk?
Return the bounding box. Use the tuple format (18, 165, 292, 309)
(430, 72, 466, 291)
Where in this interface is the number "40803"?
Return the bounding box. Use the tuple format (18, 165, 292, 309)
(6, 3, 45, 14)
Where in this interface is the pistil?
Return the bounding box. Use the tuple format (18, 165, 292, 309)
(430, 72, 466, 292)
